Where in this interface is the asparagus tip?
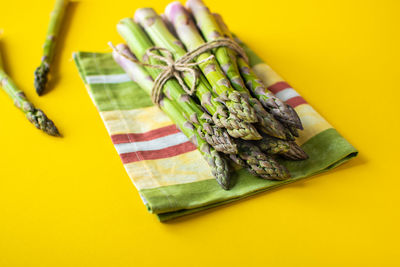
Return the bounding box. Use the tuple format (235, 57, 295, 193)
(282, 142, 308, 160)
(209, 150, 231, 190)
(34, 64, 49, 96)
(26, 108, 60, 137)
(285, 103, 303, 130)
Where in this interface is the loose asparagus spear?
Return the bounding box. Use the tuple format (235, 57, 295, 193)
(0, 47, 59, 136)
(116, 19, 238, 154)
(112, 44, 230, 189)
(134, 8, 258, 124)
(168, 2, 288, 140)
(118, 18, 261, 141)
(34, 0, 69, 96)
(212, 12, 303, 130)
(236, 140, 290, 180)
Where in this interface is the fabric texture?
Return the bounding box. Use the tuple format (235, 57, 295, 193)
(73, 40, 357, 221)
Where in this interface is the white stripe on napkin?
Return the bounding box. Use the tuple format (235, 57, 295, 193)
(114, 132, 189, 154)
(86, 74, 131, 84)
(275, 88, 301, 102)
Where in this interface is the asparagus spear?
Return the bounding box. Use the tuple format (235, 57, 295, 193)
(121, 17, 261, 141)
(212, 12, 303, 130)
(257, 135, 290, 155)
(281, 142, 309, 160)
(229, 139, 291, 179)
(116, 19, 238, 154)
(112, 44, 230, 189)
(0, 46, 60, 136)
(134, 8, 258, 124)
(236, 140, 290, 180)
(34, 0, 69, 96)
(257, 134, 308, 160)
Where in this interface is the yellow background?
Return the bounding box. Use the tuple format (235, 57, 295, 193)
(0, 0, 399, 266)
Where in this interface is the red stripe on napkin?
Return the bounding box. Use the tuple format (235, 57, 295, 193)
(267, 81, 291, 94)
(111, 125, 180, 144)
(119, 141, 196, 163)
(286, 96, 307, 108)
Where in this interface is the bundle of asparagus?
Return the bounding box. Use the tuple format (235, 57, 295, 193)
(111, 0, 308, 190)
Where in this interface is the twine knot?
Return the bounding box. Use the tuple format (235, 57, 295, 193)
(109, 38, 249, 104)
(144, 47, 214, 104)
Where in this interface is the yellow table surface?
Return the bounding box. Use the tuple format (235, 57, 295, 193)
(1, 0, 399, 266)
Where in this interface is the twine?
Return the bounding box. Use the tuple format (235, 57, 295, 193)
(109, 38, 249, 104)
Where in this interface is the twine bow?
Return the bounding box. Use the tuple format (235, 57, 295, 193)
(109, 38, 249, 104)
(143, 47, 214, 104)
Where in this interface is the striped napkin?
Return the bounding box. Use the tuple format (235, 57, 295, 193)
(73, 39, 357, 221)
